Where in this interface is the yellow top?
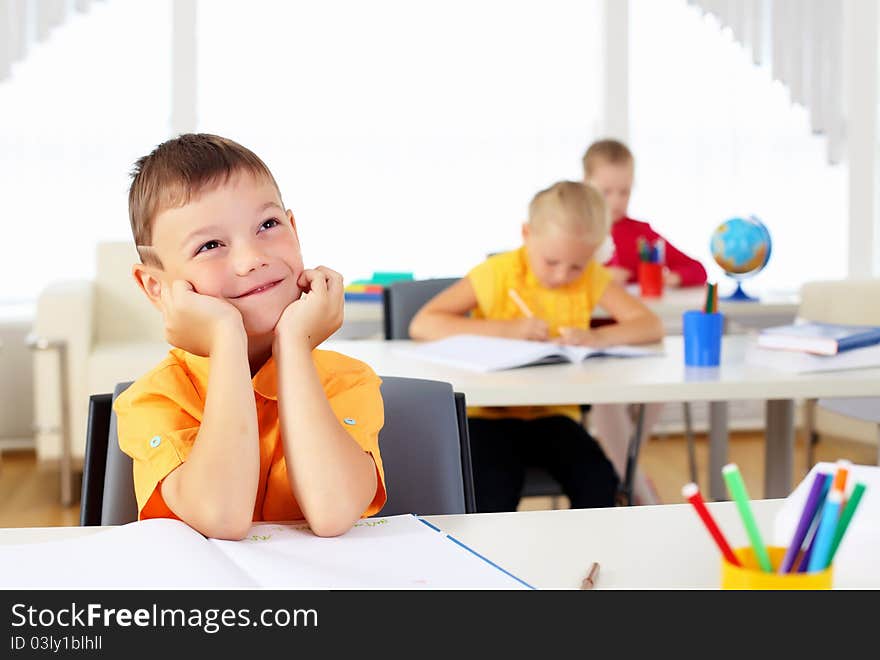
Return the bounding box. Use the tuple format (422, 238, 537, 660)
(466, 246, 611, 421)
(113, 349, 387, 522)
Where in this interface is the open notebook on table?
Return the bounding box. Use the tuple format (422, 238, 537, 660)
(394, 334, 662, 372)
(0, 514, 533, 589)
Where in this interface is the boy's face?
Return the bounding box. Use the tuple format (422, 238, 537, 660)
(140, 171, 305, 336)
(586, 160, 633, 222)
(522, 222, 598, 289)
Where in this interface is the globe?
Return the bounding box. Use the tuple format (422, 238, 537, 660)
(709, 215, 772, 301)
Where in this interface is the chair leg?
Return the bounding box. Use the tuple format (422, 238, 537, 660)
(804, 398, 818, 472)
(683, 402, 697, 485)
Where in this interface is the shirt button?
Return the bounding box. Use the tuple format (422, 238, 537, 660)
(343, 418, 356, 426)
(149, 435, 161, 448)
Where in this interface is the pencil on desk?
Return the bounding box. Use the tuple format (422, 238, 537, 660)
(580, 561, 600, 589)
(682, 482, 740, 566)
(508, 288, 534, 318)
(722, 463, 772, 572)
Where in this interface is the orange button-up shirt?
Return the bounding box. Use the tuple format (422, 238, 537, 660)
(113, 348, 386, 521)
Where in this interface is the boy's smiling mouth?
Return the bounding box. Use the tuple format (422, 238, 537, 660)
(232, 279, 283, 299)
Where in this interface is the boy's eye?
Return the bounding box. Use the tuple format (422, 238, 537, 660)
(196, 240, 222, 254)
(259, 218, 280, 231)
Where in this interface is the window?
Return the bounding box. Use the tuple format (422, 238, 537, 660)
(630, 0, 847, 292)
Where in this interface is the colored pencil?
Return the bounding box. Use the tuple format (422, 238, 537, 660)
(682, 482, 740, 566)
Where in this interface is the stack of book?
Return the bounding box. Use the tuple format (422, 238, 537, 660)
(747, 321, 880, 373)
(344, 271, 414, 302)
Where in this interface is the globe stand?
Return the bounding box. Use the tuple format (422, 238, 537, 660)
(722, 281, 759, 302)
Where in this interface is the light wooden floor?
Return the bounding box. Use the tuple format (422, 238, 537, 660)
(0, 430, 876, 527)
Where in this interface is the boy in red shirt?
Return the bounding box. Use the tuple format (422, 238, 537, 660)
(583, 139, 707, 288)
(582, 139, 707, 504)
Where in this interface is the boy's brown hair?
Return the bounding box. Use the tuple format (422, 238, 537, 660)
(528, 180, 609, 243)
(582, 138, 634, 177)
(128, 133, 282, 265)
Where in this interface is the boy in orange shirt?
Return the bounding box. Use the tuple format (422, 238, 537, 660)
(410, 181, 663, 512)
(114, 134, 386, 540)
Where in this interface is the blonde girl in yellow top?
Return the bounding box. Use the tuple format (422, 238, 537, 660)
(409, 181, 663, 512)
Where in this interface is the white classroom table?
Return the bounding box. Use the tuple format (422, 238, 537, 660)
(322, 335, 880, 501)
(0, 499, 873, 588)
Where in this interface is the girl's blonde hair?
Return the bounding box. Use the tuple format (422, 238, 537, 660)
(527, 180, 609, 244)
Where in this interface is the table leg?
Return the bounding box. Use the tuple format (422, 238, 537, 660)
(765, 399, 795, 498)
(620, 403, 646, 506)
(708, 401, 729, 501)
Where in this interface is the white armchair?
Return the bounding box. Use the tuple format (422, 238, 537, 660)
(32, 242, 170, 501)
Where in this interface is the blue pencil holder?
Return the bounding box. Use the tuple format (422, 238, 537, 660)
(683, 310, 724, 367)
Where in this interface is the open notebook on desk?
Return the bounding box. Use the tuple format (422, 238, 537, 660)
(0, 514, 532, 589)
(394, 334, 662, 372)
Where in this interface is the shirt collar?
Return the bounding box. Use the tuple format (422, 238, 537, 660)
(179, 350, 279, 401)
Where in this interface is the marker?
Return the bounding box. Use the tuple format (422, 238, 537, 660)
(682, 482, 740, 566)
(779, 472, 830, 573)
(827, 483, 867, 565)
(807, 464, 851, 572)
(722, 463, 772, 572)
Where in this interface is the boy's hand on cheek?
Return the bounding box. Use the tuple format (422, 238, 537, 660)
(275, 266, 344, 349)
(159, 280, 244, 356)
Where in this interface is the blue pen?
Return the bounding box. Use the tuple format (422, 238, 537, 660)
(807, 488, 843, 572)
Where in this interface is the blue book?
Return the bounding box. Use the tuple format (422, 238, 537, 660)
(757, 321, 880, 356)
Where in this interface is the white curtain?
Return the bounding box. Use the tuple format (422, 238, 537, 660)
(688, 0, 845, 164)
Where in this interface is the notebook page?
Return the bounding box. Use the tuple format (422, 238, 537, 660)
(394, 335, 570, 372)
(564, 343, 663, 362)
(0, 518, 255, 588)
(210, 515, 530, 589)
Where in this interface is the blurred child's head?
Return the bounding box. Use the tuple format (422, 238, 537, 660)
(128, 133, 305, 336)
(582, 139, 634, 222)
(522, 181, 609, 288)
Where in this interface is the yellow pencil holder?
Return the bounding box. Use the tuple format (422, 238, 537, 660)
(721, 546, 833, 590)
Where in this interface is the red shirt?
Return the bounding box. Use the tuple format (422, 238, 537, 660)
(604, 216, 707, 287)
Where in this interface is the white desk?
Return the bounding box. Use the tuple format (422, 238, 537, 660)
(323, 336, 880, 500)
(0, 500, 873, 588)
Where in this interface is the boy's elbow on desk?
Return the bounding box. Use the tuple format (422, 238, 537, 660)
(185, 507, 254, 541)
